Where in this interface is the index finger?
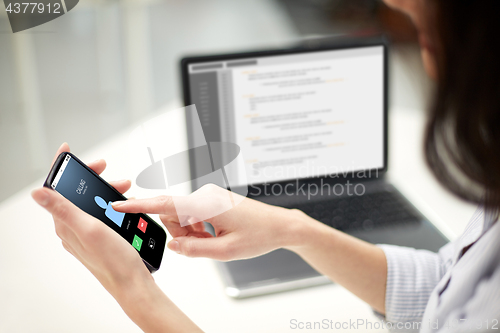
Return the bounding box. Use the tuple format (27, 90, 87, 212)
(112, 195, 181, 216)
(50, 142, 70, 169)
(113, 194, 225, 226)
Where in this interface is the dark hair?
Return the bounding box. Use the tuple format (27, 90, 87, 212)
(424, 0, 500, 211)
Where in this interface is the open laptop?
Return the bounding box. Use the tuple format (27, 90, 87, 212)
(181, 37, 449, 298)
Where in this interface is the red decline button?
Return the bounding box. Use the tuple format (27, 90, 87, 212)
(138, 217, 148, 233)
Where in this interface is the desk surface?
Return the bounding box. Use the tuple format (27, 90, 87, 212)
(0, 104, 477, 333)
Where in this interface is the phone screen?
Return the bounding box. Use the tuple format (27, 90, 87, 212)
(47, 153, 166, 271)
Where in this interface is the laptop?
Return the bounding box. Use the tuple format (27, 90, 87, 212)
(180, 36, 449, 298)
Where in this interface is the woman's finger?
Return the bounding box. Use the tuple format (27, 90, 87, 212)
(112, 195, 183, 215)
(50, 142, 70, 168)
(190, 221, 207, 233)
(87, 159, 107, 175)
(32, 187, 91, 235)
(161, 216, 212, 239)
(160, 215, 190, 238)
(50, 143, 107, 177)
(108, 179, 132, 195)
(113, 195, 214, 223)
(168, 235, 228, 260)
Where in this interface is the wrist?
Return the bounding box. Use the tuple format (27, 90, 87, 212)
(113, 271, 158, 324)
(278, 208, 325, 250)
(113, 270, 202, 333)
(280, 208, 340, 255)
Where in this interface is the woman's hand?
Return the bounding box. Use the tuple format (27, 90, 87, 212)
(32, 143, 203, 332)
(113, 184, 388, 315)
(31, 143, 152, 298)
(113, 184, 311, 261)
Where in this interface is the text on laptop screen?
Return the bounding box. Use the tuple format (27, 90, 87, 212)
(187, 45, 385, 187)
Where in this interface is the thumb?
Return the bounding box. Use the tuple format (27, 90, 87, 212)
(32, 187, 87, 233)
(168, 236, 233, 261)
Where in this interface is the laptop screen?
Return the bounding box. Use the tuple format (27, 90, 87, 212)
(185, 44, 385, 188)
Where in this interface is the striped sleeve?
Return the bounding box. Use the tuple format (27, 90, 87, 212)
(376, 242, 454, 324)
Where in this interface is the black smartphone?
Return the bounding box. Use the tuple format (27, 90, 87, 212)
(44, 152, 166, 272)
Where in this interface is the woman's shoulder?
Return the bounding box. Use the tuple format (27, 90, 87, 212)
(461, 261, 500, 325)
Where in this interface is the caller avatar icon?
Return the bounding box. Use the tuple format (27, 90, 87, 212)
(94, 196, 125, 227)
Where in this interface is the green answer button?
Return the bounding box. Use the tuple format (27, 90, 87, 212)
(133, 235, 143, 251)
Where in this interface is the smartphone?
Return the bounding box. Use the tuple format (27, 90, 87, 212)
(44, 152, 166, 272)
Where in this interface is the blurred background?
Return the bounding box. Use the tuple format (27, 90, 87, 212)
(0, 0, 431, 204)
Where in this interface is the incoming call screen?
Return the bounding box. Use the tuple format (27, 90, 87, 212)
(51, 154, 166, 269)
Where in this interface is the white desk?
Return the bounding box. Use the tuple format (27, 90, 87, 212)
(0, 105, 476, 333)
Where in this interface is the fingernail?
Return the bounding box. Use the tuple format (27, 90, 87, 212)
(112, 201, 126, 208)
(32, 189, 50, 206)
(168, 240, 180, 254)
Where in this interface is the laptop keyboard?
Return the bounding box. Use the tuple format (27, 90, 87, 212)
(293, 190, 422, 232)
